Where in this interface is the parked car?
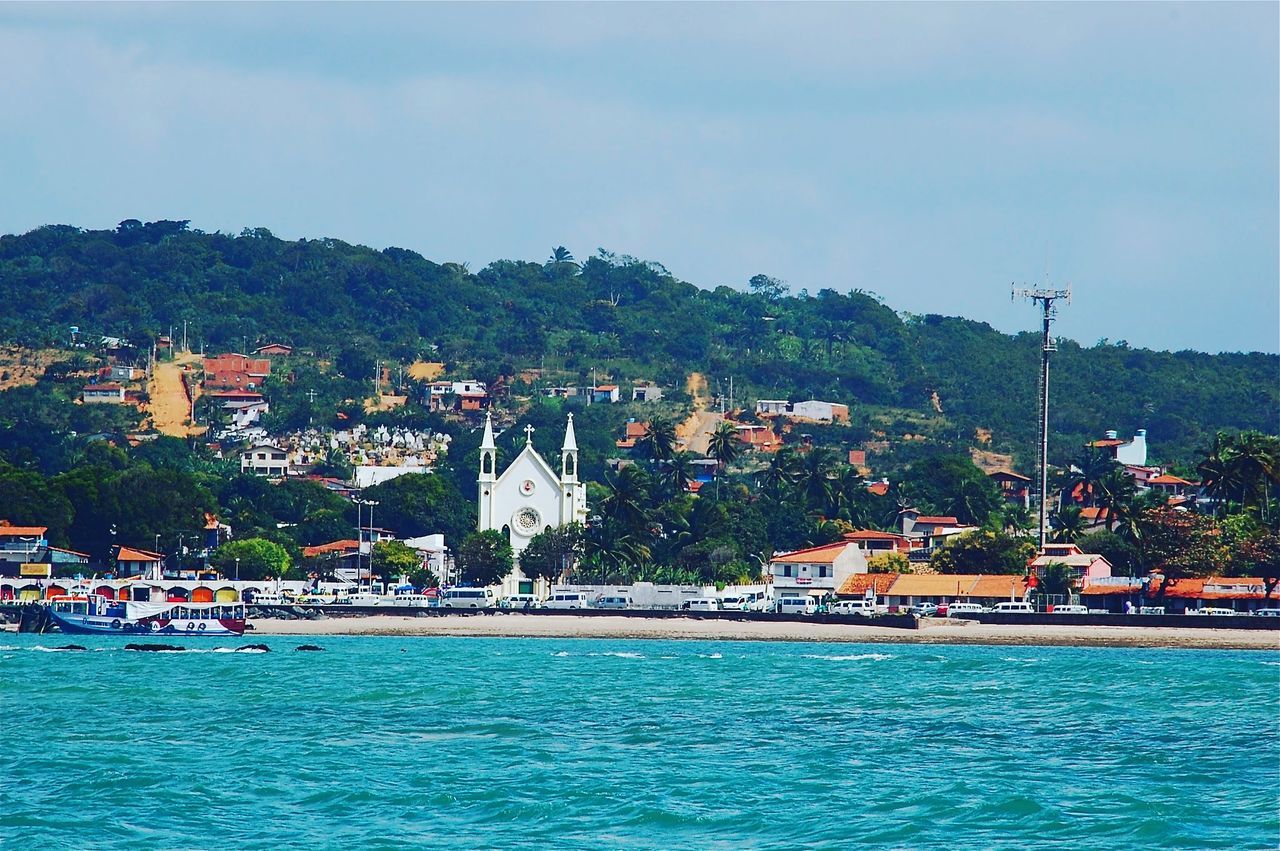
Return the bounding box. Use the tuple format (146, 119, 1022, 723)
(1254, 608, 1280, 617)
(1187, 607, 1237, 617)
(945, 602, 988, 617)
(909, 602, 939, 617)
(830, 599, 878, 617)
(1138, 606, 1166, 615)
(594, 595, 632, 610)
(1049, 604, 1088, 614)
(991, 601, 1035, 614)
(500, 594, 543, 610)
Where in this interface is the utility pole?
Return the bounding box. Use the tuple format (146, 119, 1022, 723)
(182, 320, 188, 354)
(1013, 282, 1071, 553)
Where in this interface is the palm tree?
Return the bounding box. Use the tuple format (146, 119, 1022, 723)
(1051, 504, 1086, 543)
(1059, 448, 1116, 509)
(707, 421, 740, 471)
(1232, 432, 1280, 521)
(758, 448, 799, 497)
(1095, 466, 1138, 531)
(1197, 433, 1240, 517)
(798, 447, 836, 515)
(599, 465, 651, 533)
(640, 415, 677, 462)
(661, 451, 696, 498)
(547, 246, 576, 266)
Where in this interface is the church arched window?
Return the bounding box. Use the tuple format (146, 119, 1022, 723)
(564, 455, 575, 476)
(482, 452, 493, 475)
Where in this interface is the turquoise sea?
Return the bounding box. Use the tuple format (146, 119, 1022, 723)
(2, 634, 1277, 849)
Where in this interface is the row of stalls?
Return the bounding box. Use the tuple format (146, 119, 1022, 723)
(0, 580, 289, 603)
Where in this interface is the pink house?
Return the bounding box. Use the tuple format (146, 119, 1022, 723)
(1029, 543, 1113, 582)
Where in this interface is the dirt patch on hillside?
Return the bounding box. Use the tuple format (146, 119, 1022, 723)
(407, 361, 445, 381)
(971, 447, 1017, 474)
(0, 347, 69, 390)
(145, 353, 205, 437)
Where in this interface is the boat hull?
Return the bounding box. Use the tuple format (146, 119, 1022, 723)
(48, 611, 246, 637)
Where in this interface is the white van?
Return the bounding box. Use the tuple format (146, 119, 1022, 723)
(945, 602, 987, 617)
(441, 587, 496, 609)
(1050, 604, 1088, 614)
(768, 596, 815, 615)
(991, 602, 1035, 614)
(681, 598, 721, 612)
(594, 595, 631, 610)
(830, 599, 878, 617)
(720, 591, 767, 612)
(545, 591, 592, 610)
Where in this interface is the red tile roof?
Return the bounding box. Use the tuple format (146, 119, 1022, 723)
(1149, 474, 1194, 486)
(867, 482, 889, 496)
(836, 573, 900, 596)
(302, 539, 360, 558)
(912, 515, 959, 525)
(1088, 439, 1126, 447)
(0, 524, 49, 537)
(84, 383, 124, 391)
(116, 546, 162, 562)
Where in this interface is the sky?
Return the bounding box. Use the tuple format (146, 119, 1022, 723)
(0, 3, 1276, 354)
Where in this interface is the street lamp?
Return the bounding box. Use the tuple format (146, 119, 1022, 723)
(234, 557, 240, 582)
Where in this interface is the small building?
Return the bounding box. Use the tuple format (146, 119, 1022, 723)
(755, 399, 848, 423)
(253, 343, 294, 357)
(616, 420, 649, 449)
(83, 383, 126, 404)
(768, 541, 868, 600)
(1147, 473, 1196, 498)
(204, 354, 272, 391)
(1029, 547, 1113, 584)
(115, 546, 164, 579)
(591, 385, 620, 404)
(841, 529, 912, 555)
(1087, 429, 1148, 466)
(834, 572, 899, 602)
(109, 365, 140, 382)
(631, 382, 664, 402)
(735, 423, 782, 452)
(240, 443, 290, 477)
(988, 468, 1031, 508)
(0, 523, 49, 563)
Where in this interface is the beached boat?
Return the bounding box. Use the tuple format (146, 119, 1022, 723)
(47, 594, 246, 636)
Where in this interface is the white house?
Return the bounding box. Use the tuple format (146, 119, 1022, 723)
(82, 383, 126, 404)
(631, 382, 664, 402)
(768, 541, 868, 600)
(240, 443, 290, 477)
(754, 399, 849, 423)
(1089, 429, 1148, 466)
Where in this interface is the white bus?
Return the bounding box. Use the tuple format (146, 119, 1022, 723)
(441, 587, 496, 609)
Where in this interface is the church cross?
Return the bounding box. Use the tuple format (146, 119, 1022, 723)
(525, 424, 535, 445)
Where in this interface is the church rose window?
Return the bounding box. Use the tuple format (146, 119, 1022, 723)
(513, 507, 541, 535)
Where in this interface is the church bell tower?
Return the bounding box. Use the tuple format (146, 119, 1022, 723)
(477, 412, 497, 531)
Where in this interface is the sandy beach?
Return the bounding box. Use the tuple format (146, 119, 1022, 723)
(246, 614, 1280, 650)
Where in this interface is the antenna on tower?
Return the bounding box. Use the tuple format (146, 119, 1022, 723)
(1012, 282, 1072, 553)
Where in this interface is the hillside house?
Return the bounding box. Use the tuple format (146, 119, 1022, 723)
(1087, 429, 1148, 466)
(0, 523, 48, 564)
(1147, 473, 1196, 498)
(204, 354, 271, 391)
(591, 385, 621, 404)
(616, 420, 649, 449)
(841, 529, 912, 555)
(735, 423, 782, 452)
(988, 468, 1031, 507)
(631, 382, 664, 402)
(109, 365, 140, 382)
(253, 343, 294, 357)
(82, 383, 126, 404)
(755, 399, 849, 423)
(240, 443, 290, 477)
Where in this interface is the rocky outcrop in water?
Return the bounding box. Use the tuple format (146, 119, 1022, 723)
(295, 644, 324, 651)
(124, 643, 186, 652)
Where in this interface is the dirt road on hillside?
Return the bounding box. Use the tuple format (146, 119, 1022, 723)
(675, 372, 721, 454)
(146, 353, 205, 437)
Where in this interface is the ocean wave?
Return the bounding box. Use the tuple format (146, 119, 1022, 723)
(698, 652, 723, 659)
(803, 653, 892, 662)
(550, 651, 571, 657)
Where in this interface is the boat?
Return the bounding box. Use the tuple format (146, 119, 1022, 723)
(46, 594, 246, 636)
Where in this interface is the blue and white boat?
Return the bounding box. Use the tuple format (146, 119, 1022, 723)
(47, 594, 247, 636)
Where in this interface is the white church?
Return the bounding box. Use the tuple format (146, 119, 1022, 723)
(478, 412, 589, 596)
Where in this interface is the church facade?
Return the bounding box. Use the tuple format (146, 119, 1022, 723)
(477, 413, 589, 565)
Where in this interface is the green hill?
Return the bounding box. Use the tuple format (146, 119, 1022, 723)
(1, 219, 1274, 466)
